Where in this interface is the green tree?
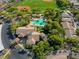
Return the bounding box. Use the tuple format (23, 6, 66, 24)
(56, 0, 70, 9)
(66, 37, 79, 52)
(49, 35, 64, 50)
(32, 40, 52, 59)
(75, 14, 79, 21)
(76, 28, 79, 35)
(43, 19, 63, 35)
(10, 22, 18, 33)
(6, 7, 17, 13)
(19, 15, 30, 26)
(44, 8, 60, 21)
(66, 37, 79, 46)
(51, 29, 59, 35)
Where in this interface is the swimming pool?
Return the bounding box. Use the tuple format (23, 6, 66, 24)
(31, 18, 46, 26)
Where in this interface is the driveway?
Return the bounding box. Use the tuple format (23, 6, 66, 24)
(1, 23, 10, 48)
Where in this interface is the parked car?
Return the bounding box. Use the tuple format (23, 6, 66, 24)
(18, 49, 27, 54)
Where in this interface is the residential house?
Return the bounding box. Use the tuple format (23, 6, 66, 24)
(0, 0, 10, 5)
(26, 32, 41, 44)
(73, 3, 79, 8)
(16, 27, 34, 37)
(61, 11, 76, 38)
(46, 53, 69, 59)
(69, 0, 79, 8)
(16, 27, 47, 44)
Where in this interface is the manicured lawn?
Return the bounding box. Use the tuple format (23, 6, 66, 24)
(16, 0, 57, 10)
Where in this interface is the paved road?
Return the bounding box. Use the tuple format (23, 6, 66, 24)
(7, 49, 29, 59)
(2, 23, 10, 48)
(2, 23, 28, 59)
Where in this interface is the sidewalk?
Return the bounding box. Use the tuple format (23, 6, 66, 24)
(0, 24, 4, 51)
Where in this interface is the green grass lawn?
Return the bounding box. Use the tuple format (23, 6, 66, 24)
(16, 0, 57, 10)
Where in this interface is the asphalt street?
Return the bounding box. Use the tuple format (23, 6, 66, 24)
(1, 23, 28, 59)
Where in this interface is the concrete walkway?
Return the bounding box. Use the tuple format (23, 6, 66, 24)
(0, 24, 4, 51)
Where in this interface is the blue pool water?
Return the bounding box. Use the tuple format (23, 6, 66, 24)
(31, 18, 46, 26)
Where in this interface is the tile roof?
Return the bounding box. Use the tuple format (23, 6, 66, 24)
(16, 27, 34, 37)
(26, 32, 41, 44)
(61, 22, 74, 30)
(61, 11, 76, 37)
(61, 18, 72, 22)
(16, 27, 44, 44)
(46, 53, 68, 59)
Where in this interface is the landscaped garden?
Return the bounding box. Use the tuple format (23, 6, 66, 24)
(16, 0, 57, 10)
